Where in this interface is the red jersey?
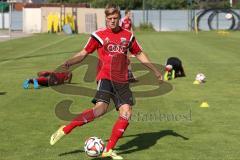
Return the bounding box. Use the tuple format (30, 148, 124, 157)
(84, 27, 142, 83)
(120, 17, 132, 31)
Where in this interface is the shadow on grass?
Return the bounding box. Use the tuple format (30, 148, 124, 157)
(116, 130, 189, 155)
(0, 92, 7, 95)
(58, 130, 188, 158)
(91, 157, 112, 160)
(58, 149, 85, 156)
(58, 149, 111, 160)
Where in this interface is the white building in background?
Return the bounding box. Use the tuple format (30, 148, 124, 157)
(22, 4, 105, 34)
(23, 7, 42, 33)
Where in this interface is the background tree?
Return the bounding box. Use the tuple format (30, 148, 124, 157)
(47, 0, 232, 9)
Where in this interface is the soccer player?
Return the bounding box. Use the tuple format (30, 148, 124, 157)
(120, 9, 133, 32)
(23, 71, 72, 89)
(50, 4, 163, 160)
(120, 9, 138, 83)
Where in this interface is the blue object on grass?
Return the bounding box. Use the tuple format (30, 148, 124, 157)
(33, 79, 39, 89)
(23, 79, 30, 89)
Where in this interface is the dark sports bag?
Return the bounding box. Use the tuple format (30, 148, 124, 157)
(166, 57, 186, 77)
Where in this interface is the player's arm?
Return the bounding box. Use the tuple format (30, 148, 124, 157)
(129, 36, 163, 81)
(130, 20, 134, 33)
(130, 27, 134, 33)
(135, 52, 163, 81)
(62, 36, 99, 70)
(62, 49, 88, 70)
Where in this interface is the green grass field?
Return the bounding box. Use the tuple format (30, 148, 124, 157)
(0, 31, 240, 160)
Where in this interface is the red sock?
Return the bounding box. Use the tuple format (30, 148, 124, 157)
(63, 109, 95, 134)
(37, 77, 48, 86)
(105, 117, 129, 151)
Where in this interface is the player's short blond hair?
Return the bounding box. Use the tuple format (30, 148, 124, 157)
(125, 9, 130, 15)
(105, 3, 120, 17)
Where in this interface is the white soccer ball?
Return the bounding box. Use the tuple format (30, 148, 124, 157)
(84, 137, 105, 157)
(225, 13, 233, 20)
(195, 73, 206, 82)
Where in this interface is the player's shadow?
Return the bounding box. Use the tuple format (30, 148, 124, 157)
(91, 157, 112, 160)
(58, 149, 112, 160)
(58, 130, 187, 159)
(58, 149, 85, 157)
(0, 92, 7, 95)
(116, 130, 189, 154)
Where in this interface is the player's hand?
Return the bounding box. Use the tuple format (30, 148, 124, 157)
(155, 72, 163, 83)
(62, 61, 71, 70)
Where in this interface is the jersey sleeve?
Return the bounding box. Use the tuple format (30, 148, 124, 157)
(84, 36, 99, 54)
(129, 37, 143, 55)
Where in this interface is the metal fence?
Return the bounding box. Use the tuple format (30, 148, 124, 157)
(1, 9, 240, 32)
(0, 11, 22, 30)
(121, 9, 240, 31)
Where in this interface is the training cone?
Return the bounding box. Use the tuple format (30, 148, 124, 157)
(200, 102, 209, 108)
(193, 80, 200, 85)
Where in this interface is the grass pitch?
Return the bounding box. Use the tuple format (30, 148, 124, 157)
(0, 31, 240, 160)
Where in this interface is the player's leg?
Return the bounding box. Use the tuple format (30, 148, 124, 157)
(36, 77, 49, 86)
(28, 77, 49, 88)
(102, 81, 134, 159)
(35, 76, 56, 88)
(50, 79, 113, 145)
(102, 104, 131, 160)
(63, 102, 108, 134)
(23, 70, 51, 89)
(23, 78, 39, 89)
(23, 79, 31, 89)
(62, 80, 113, 134)
(50, 102, 108, 145)
(105, 104, 131, 151)
(37, 71, 52, 77)
(33, 78, 39, 89)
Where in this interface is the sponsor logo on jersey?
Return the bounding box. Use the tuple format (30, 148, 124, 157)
(104, 41, 129, 55)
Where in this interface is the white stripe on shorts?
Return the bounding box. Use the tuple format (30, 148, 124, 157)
(97, 79, 102, 91)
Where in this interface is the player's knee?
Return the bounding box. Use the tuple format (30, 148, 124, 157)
(93, 102, 108, 117)
(119, 104, 132, 120)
